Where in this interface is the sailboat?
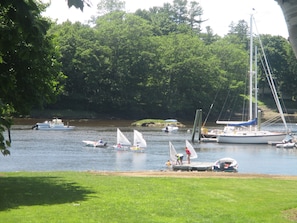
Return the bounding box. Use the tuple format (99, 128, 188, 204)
(169, 141, 178, 164)
(113, 128, 131, 149)
(185, 140, 198, 159)
(130, 130, 147, 151)
(216, 14, 288, 144)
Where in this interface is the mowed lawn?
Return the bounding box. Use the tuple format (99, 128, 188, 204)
(0, 171, 297, 223)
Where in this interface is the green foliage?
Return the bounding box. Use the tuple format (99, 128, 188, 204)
(0, 0, 66, 155)
(0, 101, 13, 156)
(0, 172, 297, 222)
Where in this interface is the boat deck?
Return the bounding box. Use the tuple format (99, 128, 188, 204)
(172, 162, 214, 172)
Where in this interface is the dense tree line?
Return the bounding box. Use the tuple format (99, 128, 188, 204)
(47, 0, 297, 121)
(1, 0, 296, 155)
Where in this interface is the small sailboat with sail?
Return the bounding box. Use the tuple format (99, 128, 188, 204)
(113, 128, 131, 150)
(130, 130, 147, 151)
(169, 141, 177, 163)
(216, 14, 288, 144)
(169, 141, 180, 165)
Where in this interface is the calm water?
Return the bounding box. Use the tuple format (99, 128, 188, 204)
(1, 121, 297, 175)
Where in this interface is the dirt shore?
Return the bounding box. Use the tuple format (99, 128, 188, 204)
(88, 170, 297, 180)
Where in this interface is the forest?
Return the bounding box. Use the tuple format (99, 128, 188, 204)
(1, 0, 297, 153)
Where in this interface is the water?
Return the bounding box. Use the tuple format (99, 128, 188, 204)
(1, 122, 297, 175)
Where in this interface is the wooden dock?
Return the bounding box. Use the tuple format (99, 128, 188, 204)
(172, 162, 214, 172)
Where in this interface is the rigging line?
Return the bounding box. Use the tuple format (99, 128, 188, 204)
(259, 50, 289, 123)
(202, 90, 220, 127)
(217, 88, 231, 121)
(242, 64, 249, 121)
(253, 16, 288, 131)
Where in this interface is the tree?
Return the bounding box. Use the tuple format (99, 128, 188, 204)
(97, 0, 125, 15)
(0, 0, 65, 155)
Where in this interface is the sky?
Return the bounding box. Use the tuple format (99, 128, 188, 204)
(42, 0, 289, 38)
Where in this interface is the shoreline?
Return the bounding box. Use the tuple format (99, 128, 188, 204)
(87, 170, 297, 180)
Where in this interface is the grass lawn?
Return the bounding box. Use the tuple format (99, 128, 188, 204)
(0, 171, 297, 222)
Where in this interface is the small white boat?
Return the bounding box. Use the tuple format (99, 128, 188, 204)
(32, 118, 75, 131)
(130, 130, 147, 152)
(276, 142, 296, 148)
(213, 157, 238, 172)
(168, 141, 180, 165)
(162, 125, 179, 132)
(82, 140, 107, 147)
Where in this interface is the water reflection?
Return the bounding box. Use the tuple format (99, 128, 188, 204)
(0, 124, 297, 175)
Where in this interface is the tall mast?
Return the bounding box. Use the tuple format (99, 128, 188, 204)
(249, 14, 253, 121)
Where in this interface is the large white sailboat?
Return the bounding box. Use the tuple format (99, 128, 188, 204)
(216, 15, 288, 144)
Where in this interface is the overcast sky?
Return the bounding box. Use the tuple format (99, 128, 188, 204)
(42, 0, 289, 38)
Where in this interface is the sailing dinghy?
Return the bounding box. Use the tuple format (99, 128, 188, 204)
(113, 128, 131, 150)
(130, 130, 147, 151)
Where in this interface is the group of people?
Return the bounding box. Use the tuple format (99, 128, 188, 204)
(166, 146, 191, 167)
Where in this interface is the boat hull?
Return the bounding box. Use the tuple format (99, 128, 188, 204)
(276, 142, 296, 148)
(213, 157, 238, 172)
(82, 140, 107, 147)
(33, 118, 75, 131)
(217, 132, 287, 144)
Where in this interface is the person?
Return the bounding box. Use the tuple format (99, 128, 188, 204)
(185, 147, 191, 164)
(97, 139, 103, 145)
(165, 160, 171, 167)
(176, 153, 183, 165)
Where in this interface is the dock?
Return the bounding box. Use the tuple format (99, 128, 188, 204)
(172, 162, 214, 172)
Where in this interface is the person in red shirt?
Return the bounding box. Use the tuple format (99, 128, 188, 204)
(185, 147, 191, 164)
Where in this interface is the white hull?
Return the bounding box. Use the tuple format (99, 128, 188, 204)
(36, 126, 75, 131)
(82, 140, 107, 147)
(217, 132, 286, 144)
(213, 157, 238, 172)
(276, 142, 296, 148)
(162, 126, 178, 132)
(33, 118, 74, 131)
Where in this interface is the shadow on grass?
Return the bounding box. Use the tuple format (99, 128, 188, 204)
(0, 176, 94, 211)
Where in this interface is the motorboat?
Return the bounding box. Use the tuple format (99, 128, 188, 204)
(82, 140, 107, 147)
(213, 157, 238, 172)
(276, 142, 296, 148)
(32, 118, 75, 130)
(162, 125, 179, 132)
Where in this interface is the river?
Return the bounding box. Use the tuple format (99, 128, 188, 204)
(1, 120, 297, 175)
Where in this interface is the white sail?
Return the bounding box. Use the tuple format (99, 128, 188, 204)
(117, 128, 131, 146)
(169, 141, 177, 162)
(133, 130, 147, 148)
(185, 140, 198, 159)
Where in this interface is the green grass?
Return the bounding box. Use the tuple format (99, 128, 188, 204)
(0, 172, 297, 222)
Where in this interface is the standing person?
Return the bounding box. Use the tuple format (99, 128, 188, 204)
(185, 147, 191, 164)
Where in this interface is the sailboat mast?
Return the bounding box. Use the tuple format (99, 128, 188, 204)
(254, 46, 258, 122)
(249, 14, 253, 121)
